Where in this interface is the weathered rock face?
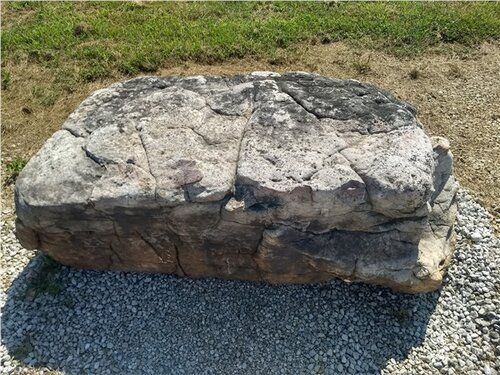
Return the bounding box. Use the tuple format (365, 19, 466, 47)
(15, 72, 458, 293)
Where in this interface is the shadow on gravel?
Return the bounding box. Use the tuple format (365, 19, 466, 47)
(2, 253, 440, 374)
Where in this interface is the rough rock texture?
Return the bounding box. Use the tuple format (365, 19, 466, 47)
(15, 72, 458, 293)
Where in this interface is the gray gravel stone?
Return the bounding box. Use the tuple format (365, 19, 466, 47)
(0, 190, 499, 374)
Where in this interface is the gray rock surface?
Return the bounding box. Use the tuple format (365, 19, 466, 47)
(15, 72, 458, 292)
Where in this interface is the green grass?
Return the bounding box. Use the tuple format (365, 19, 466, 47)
(2, 2, 499, 83)
(1, 70, 11, 90)
(3, 157, 28, 186)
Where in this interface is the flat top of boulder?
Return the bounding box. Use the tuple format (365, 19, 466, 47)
(16, 72, 435, 220)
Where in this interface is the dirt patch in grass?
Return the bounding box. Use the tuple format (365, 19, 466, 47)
(2, 42, 499, 228)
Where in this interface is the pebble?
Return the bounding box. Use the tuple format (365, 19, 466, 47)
(0, 190, 498, 374)
(470, 231, 483, 243)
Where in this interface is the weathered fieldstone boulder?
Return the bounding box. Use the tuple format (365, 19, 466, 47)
(15, 72, 458, 293)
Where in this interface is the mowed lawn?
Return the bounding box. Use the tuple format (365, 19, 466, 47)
(2, 1, 499, 84)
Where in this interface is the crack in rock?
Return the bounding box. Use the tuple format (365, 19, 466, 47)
(136, 129, 158, 200)
(278, 83, 324, 120)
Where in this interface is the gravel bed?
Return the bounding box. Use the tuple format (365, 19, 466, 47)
(1, 190, 499, 374)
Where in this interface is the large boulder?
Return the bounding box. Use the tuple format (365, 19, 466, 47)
(15, 72, 458, 293)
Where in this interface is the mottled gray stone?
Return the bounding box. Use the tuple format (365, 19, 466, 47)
(15, 72, 458, 292)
